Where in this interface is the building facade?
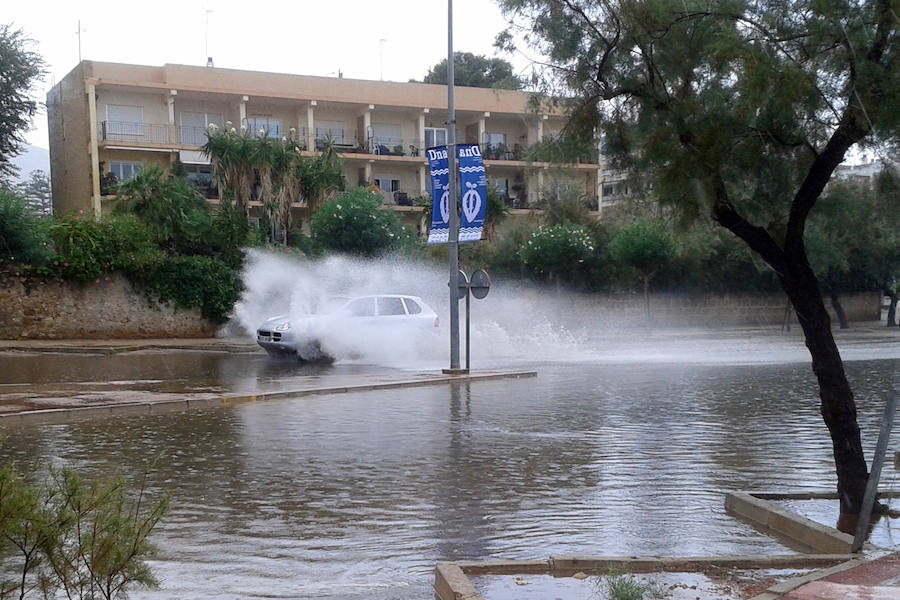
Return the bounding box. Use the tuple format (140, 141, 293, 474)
(47, 61, 605, 220)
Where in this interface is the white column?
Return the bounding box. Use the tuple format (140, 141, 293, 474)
(364, 104, 373, 152)
(537, 115, 544, 142)
(167, 90, 177, 145)
(418, 110, 427, 152)
(365, 160, 373, 185)
(418, 165, 427, 196)
(86, 80, 101, 217)
(479, 111, 489, 146)
(537, 168, 545, 205)
(239, 95, 248, 128)
(306, 101, 316, 151)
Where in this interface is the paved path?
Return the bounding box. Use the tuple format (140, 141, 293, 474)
(780, 553, 900, 599)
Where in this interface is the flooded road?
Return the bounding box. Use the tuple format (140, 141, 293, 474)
(0, 332, 898, 599)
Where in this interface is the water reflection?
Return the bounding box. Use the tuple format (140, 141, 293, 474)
(0, 357, 897, 599)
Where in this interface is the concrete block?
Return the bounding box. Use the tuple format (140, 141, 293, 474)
(434, 563, 482, 600)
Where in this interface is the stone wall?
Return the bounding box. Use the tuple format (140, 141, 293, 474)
(0, 268, 216, 339)
(589, 291, 882, 327)
(0, 267, 882, 340)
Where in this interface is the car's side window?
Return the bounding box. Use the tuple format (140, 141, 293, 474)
(403, 298, 422, 314)
(346, 298, 375, 317)
(377, 297, 406, 316)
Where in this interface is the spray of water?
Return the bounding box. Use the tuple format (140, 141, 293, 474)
(231, 250, 828, 369)
(231, 250, 606, 369)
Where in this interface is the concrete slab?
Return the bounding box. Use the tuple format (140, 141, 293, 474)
(781, 582, 899, 599)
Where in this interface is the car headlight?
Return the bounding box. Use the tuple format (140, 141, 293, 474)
(274, 322, 291, 332)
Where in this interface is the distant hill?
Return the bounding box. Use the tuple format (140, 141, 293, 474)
(11, 144, 50, 182)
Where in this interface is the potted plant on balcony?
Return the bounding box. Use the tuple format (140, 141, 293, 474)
(99, 165, 119, 196)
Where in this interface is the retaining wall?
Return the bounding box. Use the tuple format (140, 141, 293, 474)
(0, 268, 216, 339)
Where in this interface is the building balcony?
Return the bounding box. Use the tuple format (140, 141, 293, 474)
(98, 121, 214, 148)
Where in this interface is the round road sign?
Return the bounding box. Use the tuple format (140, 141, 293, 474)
(470, 269, 491, 299)
(457, 269, 469, 299)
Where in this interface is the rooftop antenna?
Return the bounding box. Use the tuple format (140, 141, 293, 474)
(379, 38, 387, 80)
(76, 20, 85, 62)
(205, 3, 212, 66)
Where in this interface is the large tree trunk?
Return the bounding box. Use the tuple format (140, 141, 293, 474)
(782, 258, 868, 519)
(886, 292, 897, 327)
(827, 274, 849, 329)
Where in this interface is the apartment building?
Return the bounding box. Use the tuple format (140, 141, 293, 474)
(47, 61, 605, 220)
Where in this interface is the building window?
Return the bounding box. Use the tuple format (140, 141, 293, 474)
(371, 123, 402, 154)
(315, 120, 347, 146)
(374, 175, 401, 193)
(247, 116, 282, 139)
(183, 163, 214, 197)
(180, 112, 222, 145)
(109, 161, 142, 182)
(425, 127, 447, 148)
(105, 105, 144, 139)
(489, 177, 508, 196)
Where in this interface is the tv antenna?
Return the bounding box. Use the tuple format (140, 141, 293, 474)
(379, 38, 388, 80)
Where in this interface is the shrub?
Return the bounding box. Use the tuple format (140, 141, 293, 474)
(114, 165, 211, 254)
(141, 255, 241, 323)
(310, 187, 407, 255)
(50, 214, 163, 281)
(0, 460, 168, 600)
(519, 223, 595, 282)
(0, 187, 53, 266)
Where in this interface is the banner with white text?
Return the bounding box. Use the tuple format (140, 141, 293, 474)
(426, 145, 450, 244)
(456, 143, 487, 242)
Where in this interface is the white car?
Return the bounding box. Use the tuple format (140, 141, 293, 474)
(256, 294, 439, 361)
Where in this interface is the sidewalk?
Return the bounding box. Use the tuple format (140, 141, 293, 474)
(777, 552, 900, 599)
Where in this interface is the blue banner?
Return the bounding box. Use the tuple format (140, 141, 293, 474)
(426, 146, 450, 244)
(456, 143, 487, 242)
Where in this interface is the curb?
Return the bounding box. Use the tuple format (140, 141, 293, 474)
(0, 370, 537, 425)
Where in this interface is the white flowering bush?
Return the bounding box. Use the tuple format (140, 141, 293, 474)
(310, 188, 409, 255)
(519, 223, 595, 278)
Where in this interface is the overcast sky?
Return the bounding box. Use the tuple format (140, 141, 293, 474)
(8, 0, 535, 150)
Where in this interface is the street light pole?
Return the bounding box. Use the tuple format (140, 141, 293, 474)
(446, 0, 461, 372)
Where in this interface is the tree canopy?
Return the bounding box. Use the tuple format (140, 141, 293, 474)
(421, 52, 524, 89)
(496, 0, 898, 517)
(0, 25, 45, 184)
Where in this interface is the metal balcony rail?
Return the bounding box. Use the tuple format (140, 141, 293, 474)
(99, 121, 167, 145)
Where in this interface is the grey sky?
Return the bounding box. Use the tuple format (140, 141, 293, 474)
(8, 0, 534, 150)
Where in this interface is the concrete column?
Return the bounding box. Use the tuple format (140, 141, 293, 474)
(364, 104, 373, 152)
(537, 115, 544, 142)
(86, 80, 101, 218)
(478, 112, 488, 146)
(418, 165, 427, 196)
(239, 95, 248, 128)
(167, 90, 177, 144)
(306, 101, 316, 151)
(537, 168, 545, 205)
(364, 160, 373, 185)
(418, 110, 426, 152)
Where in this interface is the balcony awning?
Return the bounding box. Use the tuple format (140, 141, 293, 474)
(179, 150, 210, 165)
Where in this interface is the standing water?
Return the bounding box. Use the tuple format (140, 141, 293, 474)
(1, 251, 898, 599)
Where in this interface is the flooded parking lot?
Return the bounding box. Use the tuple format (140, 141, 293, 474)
(0, 330, 898, 599)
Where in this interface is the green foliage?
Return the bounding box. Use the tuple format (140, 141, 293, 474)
(14, 169, 51, 215)
(114, 165, 211, 254)
(139, 255, 241, 323)
(609, 220, 677, 282)
(0, 24, 45, 184)
(310, 188, 407, 256)
(421, 52, 523, 90)
(50, 214, 163, 282)
(592, 572, 664, 600)
(0, 460, 168, 600)
(0, 187, 53, 266)
(519, 222, 596, 281)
